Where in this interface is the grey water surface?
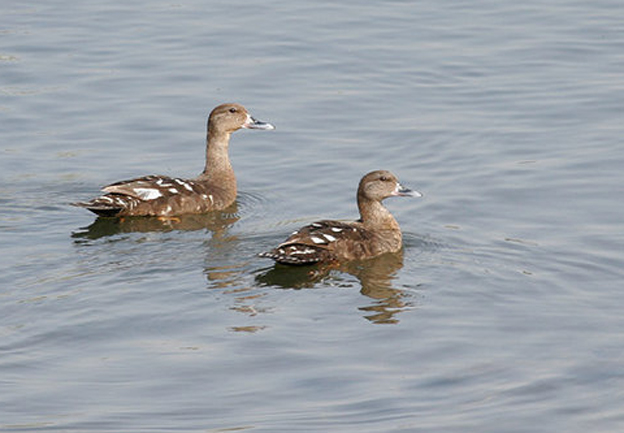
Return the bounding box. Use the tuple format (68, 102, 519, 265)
(1, 0, 624, 432)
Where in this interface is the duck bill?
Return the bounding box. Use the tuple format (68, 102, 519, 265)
(243, 114, 275, 130)
(393, 183, 422, 198)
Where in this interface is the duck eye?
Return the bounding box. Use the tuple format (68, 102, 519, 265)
(229, 107, 237, 113)
(379, 176, 388, 182)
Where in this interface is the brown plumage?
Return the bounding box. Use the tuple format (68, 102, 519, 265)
(72, 103, 274, 217)
(260, 170, 422, 265)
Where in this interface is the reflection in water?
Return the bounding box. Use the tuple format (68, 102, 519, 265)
(228, 325, 267, 333)
(204, 265, 240, 288)
(71, 201, 414, 325)
(344, 251, 412, 324)
(204, 260, 276, 333)
(255, 250, 413, 324)
(71, 202, 240, 241)
(254, 264, 329, 289)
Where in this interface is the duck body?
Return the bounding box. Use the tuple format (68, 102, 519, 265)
(261, 219, 402, 265)
(78, 174, 237, 217)
(73, 103, 274, 217)
(260, 170, 421, 265)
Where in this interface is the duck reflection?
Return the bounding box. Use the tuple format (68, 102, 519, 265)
(256, 249, 412, 324)
(71, 202, 240, 240)
(344, 251, 411, 324)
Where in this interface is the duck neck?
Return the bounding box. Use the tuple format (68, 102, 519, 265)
(197, 128, 235, 189)
(357, 195, 400, 231)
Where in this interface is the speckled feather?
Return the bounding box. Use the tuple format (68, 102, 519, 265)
(260, 220, 377, 265)
(73, 175, 227, 217)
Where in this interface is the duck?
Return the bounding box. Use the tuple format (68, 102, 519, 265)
(260, 170, 421, 265)
(72, 103, 274, 217)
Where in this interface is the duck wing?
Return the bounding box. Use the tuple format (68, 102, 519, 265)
(72, 175, 205, 217)
(260, 220, 372, 265)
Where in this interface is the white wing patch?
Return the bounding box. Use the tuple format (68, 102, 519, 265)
(155, 178, 171, 187)
(134, 188, 163, 201)
(290, 247, 316, 255)
(310, 236, 327, 244)
(174, 178, 194, 191)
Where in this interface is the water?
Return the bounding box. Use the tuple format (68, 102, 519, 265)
(2, 0, 624, 431)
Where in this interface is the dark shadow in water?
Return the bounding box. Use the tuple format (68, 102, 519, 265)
(255, 250, 412, 324)
(71, 202, 240, 241)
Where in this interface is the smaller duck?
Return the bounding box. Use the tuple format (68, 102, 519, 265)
(73, 103, 274, 217)
(260, 170, 421, 265)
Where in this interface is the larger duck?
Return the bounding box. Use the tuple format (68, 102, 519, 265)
(73, 103, 274, 217)
(260, 170, 421, 265)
